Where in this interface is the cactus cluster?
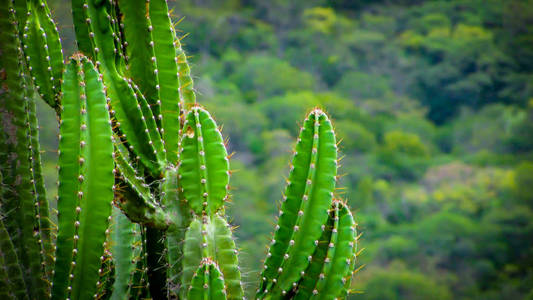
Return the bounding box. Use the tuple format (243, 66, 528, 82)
(0, 0, 359, 299)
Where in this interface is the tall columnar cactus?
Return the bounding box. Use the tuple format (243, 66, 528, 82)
(0, 0, 360, 299)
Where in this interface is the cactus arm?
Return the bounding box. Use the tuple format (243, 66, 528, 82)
(174, 34, 196, 110)
(0, 4, 48, 298)
(70, 57, 115, 300)
(181, 217, 203, 298)
(162, 167, 191, 296)
(34, 0, 64, 94)
(114, 142, 154, 202)
(149, 0, 181, 164)
(27, 90, 54, 280)
(0, 218, 28, 300)
(11, 0, 27, 34)
(108, 0, 126, 74)
(51, 57, 83, 300)
(72, 56, 114, 299)
(180, 107, 229, 215)
(110, 206, 137, 300)
(342, 226, 359, 298)
(293, 207, 335, 300)
(311, 201, 340, 298)
(71, 0, 96, 59)
(187, 261, 208, 300)
(187, 260, 227, 300)
(110, 80, 166, 176)
(52, 56, 115, 300)
(181, 215, 243, 299)
(273, 110, 337, 294)
(72, 0, 166, 176)
(114, 143, 172, 229)
(22, 0, 63, 110)
(118, 0, 159, 115)
(211, 215, 243, 300)
(133, 84, 167, 172)
(314, 202, 357, 299)
(259, 109, 337, 296)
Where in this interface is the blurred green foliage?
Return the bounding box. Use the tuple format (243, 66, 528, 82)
(40, 0, 533, 298)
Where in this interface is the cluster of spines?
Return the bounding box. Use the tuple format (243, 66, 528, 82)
(52, 55, 115, 300)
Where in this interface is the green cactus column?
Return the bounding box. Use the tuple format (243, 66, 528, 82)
(179, 107, 244, 300)
(0, 2, 51, 298)
(52, 55, 115, 300)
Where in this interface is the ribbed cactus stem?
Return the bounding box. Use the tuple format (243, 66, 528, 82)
(110, 206, 138, 299)
(187, 259, 227, 300)
(0, 3, 49, 298)
(313, 201, 357, 299)
(26, 91, 54, 281)
(72, 0, 166, 177)
(22, 0, 63, 111)
(179, 106, 230, 215)
(52, 55, 114, 300)
(182, 215, 243, 299)
(148, 0, 182, 165)
(162, 166, 191, 296)
(258, 108, 337, 297)
(114, 143, 172, 229)
(175, 33, 196, 110)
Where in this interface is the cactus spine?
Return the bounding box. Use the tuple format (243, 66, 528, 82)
(0, 0, 359, 299)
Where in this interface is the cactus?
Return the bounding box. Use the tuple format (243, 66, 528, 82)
(0, 0, 359, 299)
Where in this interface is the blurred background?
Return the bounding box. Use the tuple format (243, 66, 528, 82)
(40, 0, 533, 299)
